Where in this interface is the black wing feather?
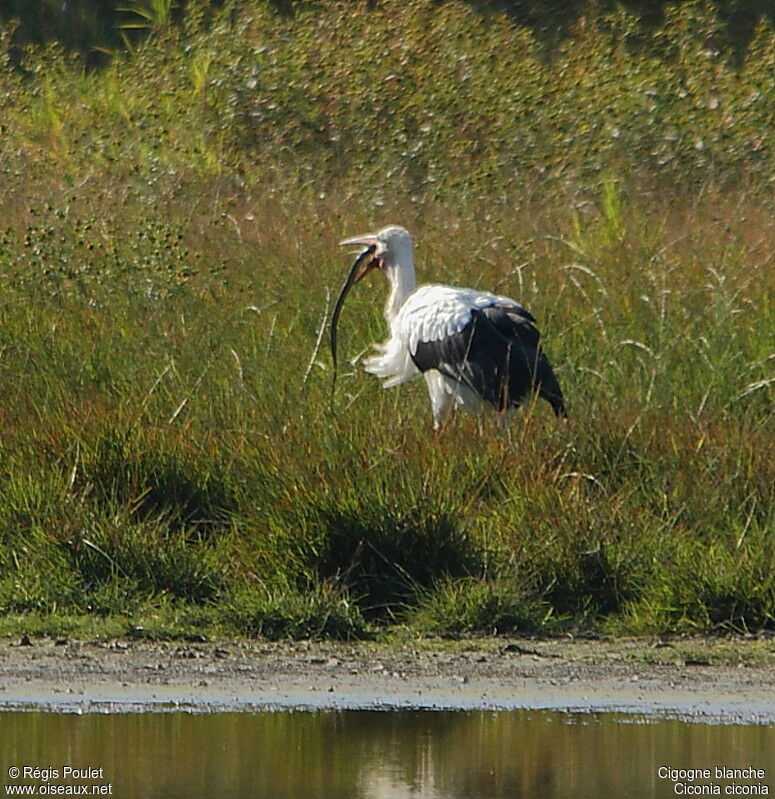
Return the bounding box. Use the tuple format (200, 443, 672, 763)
(411, 303, 567, 417)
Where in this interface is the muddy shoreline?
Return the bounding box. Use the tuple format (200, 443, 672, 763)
(1, 636, 773, 723)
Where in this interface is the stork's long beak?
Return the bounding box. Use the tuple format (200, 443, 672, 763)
(339, 233, 379, 248)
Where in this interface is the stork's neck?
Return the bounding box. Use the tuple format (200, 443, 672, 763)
(384, 261, 416, 324)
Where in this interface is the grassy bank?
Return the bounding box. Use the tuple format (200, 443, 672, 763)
(0, 0, 772, 640)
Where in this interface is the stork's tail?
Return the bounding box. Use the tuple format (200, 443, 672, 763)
(535, 352, 567, 418)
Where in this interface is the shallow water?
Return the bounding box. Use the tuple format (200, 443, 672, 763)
(1, 710, 773, 798)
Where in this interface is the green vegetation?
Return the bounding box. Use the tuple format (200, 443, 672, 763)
(0, 0, 772, 640)
(2, 1, 774, 65)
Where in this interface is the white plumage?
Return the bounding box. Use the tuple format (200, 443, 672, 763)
(367, 285, 519, 377)
(338, 226, 566, 428)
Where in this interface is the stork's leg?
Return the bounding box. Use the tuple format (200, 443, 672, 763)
(424, 371, 455, 430)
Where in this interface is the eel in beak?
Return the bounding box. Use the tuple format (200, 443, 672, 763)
(330, 240, 378, 390)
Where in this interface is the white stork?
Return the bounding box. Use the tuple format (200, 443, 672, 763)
(334, 225, 566, 428)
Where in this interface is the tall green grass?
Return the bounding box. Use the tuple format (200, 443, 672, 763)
(0, 1, 772, 639)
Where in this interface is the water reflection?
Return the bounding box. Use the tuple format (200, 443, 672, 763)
(1, 710, 773, 799)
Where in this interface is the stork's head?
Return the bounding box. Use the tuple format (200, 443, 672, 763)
(339, 225, 413, 283)
(331, 225, 416, 378)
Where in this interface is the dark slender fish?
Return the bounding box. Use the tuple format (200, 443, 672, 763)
(330, 244, 376, 391)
